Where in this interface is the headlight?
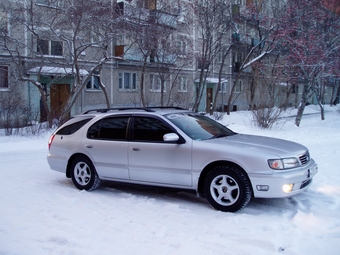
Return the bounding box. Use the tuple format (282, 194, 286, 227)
(268, 158, 300, 169)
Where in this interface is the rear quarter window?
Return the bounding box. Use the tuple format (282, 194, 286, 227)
(56, 118, 93, 135)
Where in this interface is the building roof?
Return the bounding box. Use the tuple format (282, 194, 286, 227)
(28, 66, 89, 76)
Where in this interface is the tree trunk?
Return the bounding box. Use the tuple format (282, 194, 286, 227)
(38, 86, 52, 128)
(318, 100, 325, 120)
(295, 82, 309, 127)
(226, 72, 241, 115)
(98, 82, 110, 109)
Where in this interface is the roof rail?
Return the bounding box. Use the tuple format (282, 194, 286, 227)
(82, 106, 186, 114)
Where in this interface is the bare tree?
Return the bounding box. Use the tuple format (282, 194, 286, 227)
(225, 0, 279, 115)
(276, 0, 340, 126)
(121, 0, 194, 107)
(192, 0, 234, 112)
(1, 0, 121, 126)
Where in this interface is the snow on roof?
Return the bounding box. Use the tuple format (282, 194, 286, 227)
(28, 66, 89, 76)
(194, 77, 228, 83)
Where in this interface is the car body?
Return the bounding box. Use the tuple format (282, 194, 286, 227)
(47, 107, 318, 212)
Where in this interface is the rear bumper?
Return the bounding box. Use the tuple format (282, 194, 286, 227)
(47, 154, 67, 174)
(250, 161, 318, 198)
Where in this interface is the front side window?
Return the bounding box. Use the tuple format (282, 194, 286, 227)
(166, 113, 235, 140)
(132, 117, 174, 142)
(86, 72, 101, 90)
(0, 66, 9, 89)
(37, 39, 63, 56)
(119, 72, 137, 90)
(87, 117, 129, 140)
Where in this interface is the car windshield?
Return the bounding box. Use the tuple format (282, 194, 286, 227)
(165, 112, 236, 140)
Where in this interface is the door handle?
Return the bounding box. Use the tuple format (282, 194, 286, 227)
(85, 144, 93, 148)
(131, 147, 140, 151)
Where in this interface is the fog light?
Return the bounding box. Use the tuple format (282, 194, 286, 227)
(256, 185, 269, 191)
(283, 184, 294, 193)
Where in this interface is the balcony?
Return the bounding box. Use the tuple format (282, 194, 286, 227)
(149, 10, 177, 29)
(115, 2, 149, 21)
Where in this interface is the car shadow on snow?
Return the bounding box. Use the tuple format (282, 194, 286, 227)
(99, 180, 212, 210)
(59, 178, 315, 214)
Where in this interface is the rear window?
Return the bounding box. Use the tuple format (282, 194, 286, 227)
(56, 118, 93, 135)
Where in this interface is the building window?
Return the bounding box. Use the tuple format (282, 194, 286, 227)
(119, 72, 137, 90)
(138, 0, 156, 10)
(219, 82, 227, 93)
(233, 52, 243, 72)
(197, 26, 203, 39)
(0, 66, 9, 89)
(37, 39, 63, 56)
(177, 40, 186, 55)
(197, 59, 209, 70)
(0, 11, 8, 34)
(178, 76, 187, 92)
(36, 0, 64, 8)
(234, 80, 243, 92)
(86, 72, 101, 90)
(149, 74, 162, 92)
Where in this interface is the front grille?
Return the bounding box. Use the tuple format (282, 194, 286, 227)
(299, 151, 310, 166)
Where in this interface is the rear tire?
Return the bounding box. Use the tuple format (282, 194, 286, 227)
(70, 156, 100, 191)
(204, 165, 252, 212)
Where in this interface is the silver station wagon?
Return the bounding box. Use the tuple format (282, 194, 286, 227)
(47, 107, 318, 212)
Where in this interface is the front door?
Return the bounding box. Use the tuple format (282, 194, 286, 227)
(50, 84, 69, 120)
(128, 116, 192, 187)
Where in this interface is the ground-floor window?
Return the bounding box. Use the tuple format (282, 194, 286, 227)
(219, 82, 227, 93)
(119, 72, 137, 90)
(86, 72, 101, 90)
(234, 80, 243, 93)
(178, 76, 187, 92)
(149, 74, 166, 92)
(0, 66, 9, 89)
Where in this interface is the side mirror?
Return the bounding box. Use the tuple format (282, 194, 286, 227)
(163, 133, 179, 142)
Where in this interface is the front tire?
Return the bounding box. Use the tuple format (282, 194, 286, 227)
(70, 156, 101, 191)
(204, 165, 252, 212)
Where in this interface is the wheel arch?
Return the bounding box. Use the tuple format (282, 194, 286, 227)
(66, 153, 92, 178)
(197, 160, 252, 197)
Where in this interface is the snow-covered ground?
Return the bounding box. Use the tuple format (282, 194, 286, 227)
(1, 105, 339, 255)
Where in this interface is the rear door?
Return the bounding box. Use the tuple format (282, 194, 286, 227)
(128, 116, 192, 187)
(84, 116, 130, 180)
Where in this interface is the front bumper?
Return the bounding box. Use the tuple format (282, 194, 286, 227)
(249, 161, 318, 198)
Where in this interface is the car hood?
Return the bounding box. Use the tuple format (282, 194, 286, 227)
(206, 134, 307, 157)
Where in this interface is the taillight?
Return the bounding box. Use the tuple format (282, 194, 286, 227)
(48, 134, 55, 151)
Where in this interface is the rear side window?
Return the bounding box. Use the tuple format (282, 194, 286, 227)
(87, 117, 129, 140)
(56, 118, 92, 135)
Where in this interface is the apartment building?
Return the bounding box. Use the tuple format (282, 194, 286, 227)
(0, 0, 334, 127)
